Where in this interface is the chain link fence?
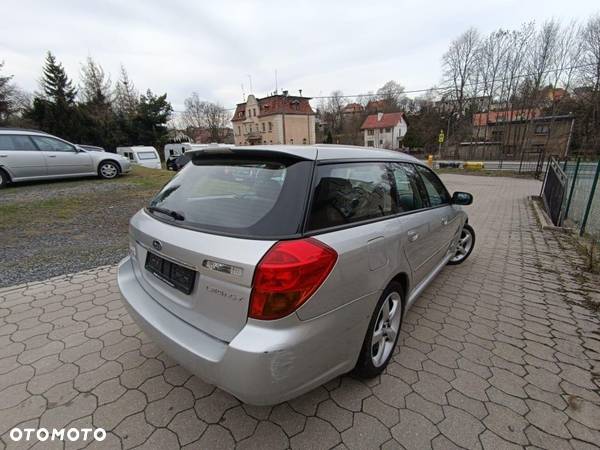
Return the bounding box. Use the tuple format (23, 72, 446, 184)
(556, 158, 600, 236)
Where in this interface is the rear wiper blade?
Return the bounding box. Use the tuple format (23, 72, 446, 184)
(148, 206, 185, 221)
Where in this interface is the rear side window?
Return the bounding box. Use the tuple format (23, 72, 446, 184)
(415, 165, 450, 207)
(391, 163, 424, 212)
(149, 154, 312, 238)
(0, 135, 37, 151)
(31, 136, 75, 152)
(307, 162, 396, 231)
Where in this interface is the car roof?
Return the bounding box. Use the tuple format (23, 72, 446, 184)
(188, 144, 421, 163)
(0, 127, 51, 136)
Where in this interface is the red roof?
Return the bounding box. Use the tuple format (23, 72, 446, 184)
(361, 112, 405, 130)
(342, 103, 364, 113)
(473, 109, 541, 126)
(232, 95, 315, 122)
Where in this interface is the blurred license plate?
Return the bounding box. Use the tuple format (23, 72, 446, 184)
(145, 252, 196, 295)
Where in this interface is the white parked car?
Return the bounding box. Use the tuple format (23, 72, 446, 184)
(117, 146, 162, 170)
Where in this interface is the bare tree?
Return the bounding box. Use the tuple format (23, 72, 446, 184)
(79, 57, 111, 105)
(442, 28, 480, 118)
(0, 61, 30, 124)
(322, 90, 346, 137)
(376, 80, 406, 111)
(182, 92, 230, 142)
(113, 65, 138, 114)
(579, 14, 600, 152)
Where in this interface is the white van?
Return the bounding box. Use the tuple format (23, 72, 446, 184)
(117, 146, 162, 170)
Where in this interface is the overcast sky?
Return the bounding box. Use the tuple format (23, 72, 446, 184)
(1, 0, 598, 112)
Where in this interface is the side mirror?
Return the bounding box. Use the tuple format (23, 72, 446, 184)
(451, 191, 473, 205)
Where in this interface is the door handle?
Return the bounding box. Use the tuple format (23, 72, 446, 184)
(47, 155, 57, 158)
(407, 230, 419, 242)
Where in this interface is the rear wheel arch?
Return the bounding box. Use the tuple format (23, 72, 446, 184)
(389, 272, 409, 311)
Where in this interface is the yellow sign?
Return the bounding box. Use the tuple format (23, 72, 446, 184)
(438, 130, 445, 144)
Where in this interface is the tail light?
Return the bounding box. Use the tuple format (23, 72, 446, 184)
(249, 238, 338, 320)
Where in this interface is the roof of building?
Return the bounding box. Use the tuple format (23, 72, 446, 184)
(187, 144, 421, 163)
(473, 109, 541, 126)
(232, 94, 315, 122)
(473, 109, 574, 126)
(360, 112, 406, 130)
(342, 103, 364, 113)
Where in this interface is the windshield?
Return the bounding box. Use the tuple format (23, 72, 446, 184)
(148, 155, 312, 238)
(137, 151, 157, 160)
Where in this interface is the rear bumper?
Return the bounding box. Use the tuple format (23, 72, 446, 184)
(117, 256, 375, 405)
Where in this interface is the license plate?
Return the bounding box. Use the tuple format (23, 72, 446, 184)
(145, 252, 196, 295)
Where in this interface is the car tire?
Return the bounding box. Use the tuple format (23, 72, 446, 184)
(354, 281, 404, 378)
(0, 168, 9, 188)
(98, 161, 120, 179)
(447, 224, 475, 265)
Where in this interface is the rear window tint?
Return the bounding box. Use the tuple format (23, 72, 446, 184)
(0, 135, 37, 151)
(148, 155, 312, 238)
(307, 162, 396, 231)
(391, 163, 424, 212)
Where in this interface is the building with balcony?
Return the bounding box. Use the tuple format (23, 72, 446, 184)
(231, 92, 316, 146)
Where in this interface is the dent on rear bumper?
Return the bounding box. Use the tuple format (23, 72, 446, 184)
(117, 256, 376, 405)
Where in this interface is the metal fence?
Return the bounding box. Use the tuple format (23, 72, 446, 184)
(541, 157, 568, 225)
(545, 158, 600, 236)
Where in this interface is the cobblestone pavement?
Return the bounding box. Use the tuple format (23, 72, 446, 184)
(1, 174, 599, 450)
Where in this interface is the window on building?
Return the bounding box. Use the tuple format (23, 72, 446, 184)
(385, 128, 391, 133)
(253, 108, 257, 116)
(491, 129, 503, 141)
(379, 140, 383, 145)
(367, 141, 374, 147)
(303, 138, 307, 145)
(262, 123, 265, 132)
(534, 125, 549, 135)
(367, 129, 374, 136)
(238, 126, 241, 136)
(256, 124, 259, 132)
(269, 122, 272, 132)
(290, 139, 294, 144)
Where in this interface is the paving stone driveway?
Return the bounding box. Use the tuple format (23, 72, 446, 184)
(1, 174, 599, 450)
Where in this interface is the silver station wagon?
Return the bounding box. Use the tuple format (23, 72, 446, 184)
(118, 145, 475, 405)
(0, 128, 131, 187)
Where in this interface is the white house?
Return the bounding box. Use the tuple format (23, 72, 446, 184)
(361, 112, 408, 149)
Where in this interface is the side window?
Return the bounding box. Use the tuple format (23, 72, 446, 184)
(415, 165, 450, 207)
(307, 162, 396, 231)
(31, 136, 75, 152)
(0, 135, 37, 151)
(390, 163, 424, 212)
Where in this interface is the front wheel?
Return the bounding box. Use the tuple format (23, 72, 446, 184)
(354, 281, 404, 378)
(448, 224, 475, 265)
(98, 161, 119, 179)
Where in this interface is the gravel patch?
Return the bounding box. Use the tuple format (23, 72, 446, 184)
(0, 171, 170, 287)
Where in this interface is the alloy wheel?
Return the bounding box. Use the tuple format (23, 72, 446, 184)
(450, 228, 473, 263)
(371, 291, 402, 367)
(100, 163, 118, 179)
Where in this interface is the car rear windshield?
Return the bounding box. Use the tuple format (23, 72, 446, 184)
(138, 151, 157, 160)
(147, 153, 313, 238)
